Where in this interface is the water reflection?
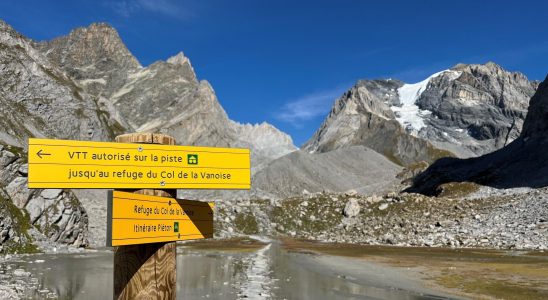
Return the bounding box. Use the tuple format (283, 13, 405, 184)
(18, 253, 112, 299)
(14, 241, 456, 300)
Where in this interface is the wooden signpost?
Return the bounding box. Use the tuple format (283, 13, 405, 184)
(107, 190, 214, 246)
(27, 132, 251, 300)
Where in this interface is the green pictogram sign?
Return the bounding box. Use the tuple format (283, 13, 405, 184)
(187, 154, 198, 165)
(174, 221, 179, 233)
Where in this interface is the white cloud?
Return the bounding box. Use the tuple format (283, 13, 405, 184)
(276, 86, 347, 126)
(106, 0, 193, 19)
(107, 1, 139, 18)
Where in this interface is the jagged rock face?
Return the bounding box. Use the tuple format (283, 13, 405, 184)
(417, 63, 537, 156)
(0, 145, 88, 248)
(38, 23, 296, 167)
(304, 63, 537, 164)
(0, 188, 34, 253)
(109, 55, 199, 130)
(303, 80, 449, 166)
(409, 73, 548, 195)
(0, 21, 116, 147)
(37, 23, 141, 98)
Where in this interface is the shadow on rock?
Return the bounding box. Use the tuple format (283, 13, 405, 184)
(408, 73, 548, 196)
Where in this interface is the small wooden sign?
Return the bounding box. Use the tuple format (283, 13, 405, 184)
(28, 138, 251, 189)
(107, 190, 214, 246)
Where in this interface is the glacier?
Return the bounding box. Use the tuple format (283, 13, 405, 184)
(391, 70, 461, 134)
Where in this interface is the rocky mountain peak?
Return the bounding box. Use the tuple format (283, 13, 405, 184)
(452, 62, 530, 84)
(233, 121, 296, 151)
(167, 51, 190, 66)
(163, 51, 197, 82)
(36, 22, 141, 98)
(0, 19, 36, 52)
(305, 62, 538, 165)
(40, 22, 140, 70)
(0, 19, 21, 37)
(410, 73, 548, 194)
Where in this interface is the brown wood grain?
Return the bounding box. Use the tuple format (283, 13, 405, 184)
(114, 133, 177, 300)
(115, 133, 175, 145)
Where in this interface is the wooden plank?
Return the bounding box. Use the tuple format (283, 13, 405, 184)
(113, 133, 177, 300)
(114, 242, 176, 299)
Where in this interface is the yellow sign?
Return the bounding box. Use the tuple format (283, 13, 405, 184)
(28, 138, 251, 189)
(107, 191, 214, 246)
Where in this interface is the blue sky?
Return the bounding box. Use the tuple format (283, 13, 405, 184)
(2, 0, 548, 146)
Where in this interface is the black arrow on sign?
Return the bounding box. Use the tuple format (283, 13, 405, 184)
(36, 149, 51, 159)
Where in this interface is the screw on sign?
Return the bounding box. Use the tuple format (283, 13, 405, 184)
(27, 133, 251, 300)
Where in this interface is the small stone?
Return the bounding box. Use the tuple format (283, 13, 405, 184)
(13, 269, 30, 277)
(18, 164, 28, 175)
(345, 189, 358, 196)
(378, 203, 389, 211)
(41, 189, 63, 199)
(344, 198, 361, 217)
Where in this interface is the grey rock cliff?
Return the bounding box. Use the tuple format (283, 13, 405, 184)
(410, 73, 548, 195)
(302, 79, 450, 166)
(36, 22, 141, 98)
(304, 63, 537, 165)
(0, 21, 117, 148)
(0, 145, 88, 251)
(418, 63, 536, 156)
(38, 24, 296, 168)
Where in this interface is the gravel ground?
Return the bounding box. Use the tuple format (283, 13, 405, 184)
(214, 187, 548, 250)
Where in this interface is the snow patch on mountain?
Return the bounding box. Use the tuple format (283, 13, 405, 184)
(391, 70, 461, 134)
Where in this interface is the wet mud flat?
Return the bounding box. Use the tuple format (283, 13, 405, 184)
(283, 238, 548, 300)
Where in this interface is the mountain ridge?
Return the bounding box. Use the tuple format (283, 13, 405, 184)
(303, 62, 537, 166)
(0, 20, 296, 249)
(409, 73, 548, 195)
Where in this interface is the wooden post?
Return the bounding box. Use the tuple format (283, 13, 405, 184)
(113, 133, 177, 300)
